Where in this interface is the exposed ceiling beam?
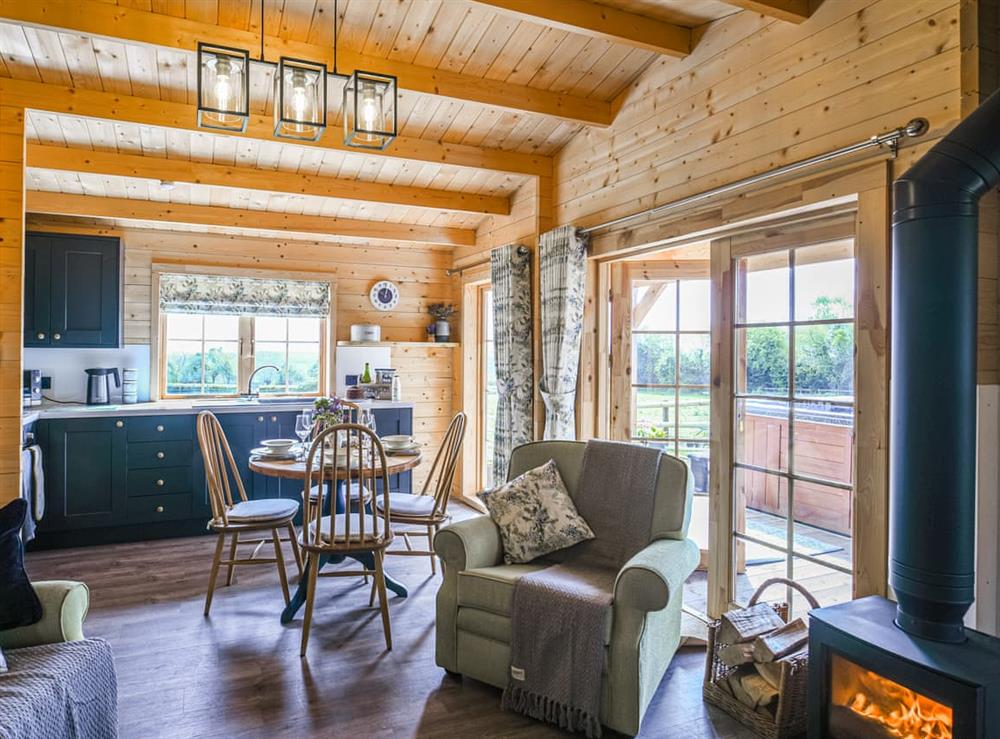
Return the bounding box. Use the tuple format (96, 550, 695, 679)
(0, 0, 613, 127)
(25, 192, 476, 247)
(723, 0, 812, 23)
(26, 144, 510, 216)
(0, 78, 550, 178)
(468, 0, 691, 57)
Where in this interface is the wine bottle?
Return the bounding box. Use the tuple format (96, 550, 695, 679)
(360, 362, 372, 384)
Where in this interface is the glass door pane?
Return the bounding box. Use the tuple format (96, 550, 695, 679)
(731, 241, 856, 615)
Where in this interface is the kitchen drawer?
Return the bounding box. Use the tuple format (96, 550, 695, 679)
(127, 466, 192, 497)
(127, 440, 194, 469)
(126, 415, 193, 442)
(126, 493, 192, 523)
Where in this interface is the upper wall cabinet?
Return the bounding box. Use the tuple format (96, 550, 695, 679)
(25, 233, 121, 348)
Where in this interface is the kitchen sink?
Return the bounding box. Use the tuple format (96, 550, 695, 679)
(190, 397, 317, 409)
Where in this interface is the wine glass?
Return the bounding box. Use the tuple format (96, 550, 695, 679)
(294, 413, 312, 459)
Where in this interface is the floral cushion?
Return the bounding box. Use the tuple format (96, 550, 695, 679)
(477, 460, 595, 564)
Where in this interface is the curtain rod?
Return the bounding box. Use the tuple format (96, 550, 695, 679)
(446, 245, 529, 277)
(579, 117, 929, 236)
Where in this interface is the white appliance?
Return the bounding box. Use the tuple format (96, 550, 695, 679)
(335, 345, 391, 397)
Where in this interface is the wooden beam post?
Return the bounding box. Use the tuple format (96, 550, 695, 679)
(24, 192, 475, 247)
(26, 144, 511, 216)
(0, 78, 551, 179)
(0, 103, 24, 505)
(723, 0, 813, 24)
(0, 0, 613, 126)
(468, 0, 691, 57)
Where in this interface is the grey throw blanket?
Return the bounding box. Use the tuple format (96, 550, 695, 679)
(0, 639, 118, 739)
(502, 440, 662, 737)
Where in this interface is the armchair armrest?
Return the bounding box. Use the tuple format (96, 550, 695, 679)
(0, 580, 89, 650)
(614, 538, 699, 612)
(434, 514, 503, 572)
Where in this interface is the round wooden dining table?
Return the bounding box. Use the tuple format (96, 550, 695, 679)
(250, 451, 422, 624)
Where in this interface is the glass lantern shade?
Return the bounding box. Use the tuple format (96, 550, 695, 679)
(274, 57, 327, 142)
(343, 70, 397, 150)
(197, 43, 250, 132)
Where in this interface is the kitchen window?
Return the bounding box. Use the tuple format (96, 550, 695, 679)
(156, 271, 332, 399)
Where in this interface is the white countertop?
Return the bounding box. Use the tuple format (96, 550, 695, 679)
(24, 398, 414, 421)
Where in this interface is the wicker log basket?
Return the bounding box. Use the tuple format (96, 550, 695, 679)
(703, 577, 820, 738)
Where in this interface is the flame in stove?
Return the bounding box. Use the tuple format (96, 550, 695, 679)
(844, 671, 953, 739)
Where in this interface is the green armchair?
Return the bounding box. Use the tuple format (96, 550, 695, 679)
(434, 441, 700, 736)
(0, 580, 90, 649)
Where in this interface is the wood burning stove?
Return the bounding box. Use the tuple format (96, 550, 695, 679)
(807, 89, 1000, 737)
(808, 597, 1000, 737)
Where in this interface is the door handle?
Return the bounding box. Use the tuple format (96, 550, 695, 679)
(156, 479, 165, 487)
(156, 451, 165, 459)
(36, 332, 45, 340)
(53, 333, 61, 341)
(115, 420, 124, 428)
(156, 425, 165, 432)
(155, 506, 164, 513)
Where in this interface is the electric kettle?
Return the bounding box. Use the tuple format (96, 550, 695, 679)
(85, 367, 121, 405)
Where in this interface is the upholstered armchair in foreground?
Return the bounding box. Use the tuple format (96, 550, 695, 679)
(433, 441, 699, 737)
(0, 581, 119, 739)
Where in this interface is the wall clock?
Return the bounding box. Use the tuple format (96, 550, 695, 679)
(369, 280, 400, 311)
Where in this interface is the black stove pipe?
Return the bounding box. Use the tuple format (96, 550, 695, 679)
(891, 89, 1000, 643)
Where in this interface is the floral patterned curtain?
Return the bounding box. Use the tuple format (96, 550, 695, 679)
(159, 273, 330, 317)
(491, 244, 534, 483)
(538, 226, 588, 440)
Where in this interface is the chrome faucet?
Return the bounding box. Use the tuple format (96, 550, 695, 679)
(242, 365, 280, 400)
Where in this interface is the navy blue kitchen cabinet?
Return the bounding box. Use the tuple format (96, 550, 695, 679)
(24, 232, 121, 348)
(41, 417, 127, 531)
(32, 405, 414, 547)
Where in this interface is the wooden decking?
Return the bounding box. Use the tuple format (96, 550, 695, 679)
(25, 519, 758, 739)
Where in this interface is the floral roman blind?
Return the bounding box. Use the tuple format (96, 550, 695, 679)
(159, 273, 331, 317)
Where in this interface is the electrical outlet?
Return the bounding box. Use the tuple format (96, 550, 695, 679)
(41, 376, 51, 389)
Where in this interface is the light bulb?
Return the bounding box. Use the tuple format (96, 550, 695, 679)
(359, 82, 380, 139)
(212, 57, 232, 110)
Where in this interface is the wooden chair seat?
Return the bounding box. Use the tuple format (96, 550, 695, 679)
(222, 498, 298, 524)
(308, 482, 370, 503)
(376, 492, 436, 519)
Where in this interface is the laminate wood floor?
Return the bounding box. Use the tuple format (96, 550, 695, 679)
(25, 523, 756, 739)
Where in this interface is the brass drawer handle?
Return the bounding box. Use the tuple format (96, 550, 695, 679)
(53, 333, 61, 341)
(155, 505, 164, 513)
(36, 332, 45, 340)
(156, 451, 165, 459)
(257, 416, 264, 422)
(156, 479, 165, 486)
(271, 415, 278, 422)
(116, 420, 124, 428)
(156, 424, 165, 432)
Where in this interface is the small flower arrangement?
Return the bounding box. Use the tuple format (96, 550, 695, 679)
(313, 396, 347, 429)
(428, 303, 456, 321)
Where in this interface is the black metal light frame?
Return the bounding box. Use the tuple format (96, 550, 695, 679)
(273, 56, 328, 142)
(343, 70, 398, 151)
(196, 42, 251, 133)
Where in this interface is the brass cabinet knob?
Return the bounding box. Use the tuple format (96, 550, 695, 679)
(156, 451, 165, 459)
(156, 424, 165, 432)
(53, 333, 61, 341)
(36, 332, 45, 340)
(257, 416, 264, 422)
(271, 415, 278, 422)
(156, 479, 165, 486)
(155, 506, 164, 513)
(115, 420, 124, 428)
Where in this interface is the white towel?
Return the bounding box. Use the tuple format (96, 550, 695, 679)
(28, 444, 45, 522)
(20, 448, 36, 542)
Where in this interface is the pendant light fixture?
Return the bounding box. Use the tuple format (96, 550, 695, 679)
(343, 70, 397, 150)
(196, 43, 250, 132)
(196, 0, 397, 150)
(274, 57, 327, 141)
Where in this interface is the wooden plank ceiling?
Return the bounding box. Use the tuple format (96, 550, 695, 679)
(0, 0, 797, 242)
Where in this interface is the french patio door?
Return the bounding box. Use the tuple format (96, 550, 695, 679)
(710, 230, 858, 618)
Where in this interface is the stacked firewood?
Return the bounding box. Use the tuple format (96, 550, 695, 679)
(712, 603, 809, 719)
